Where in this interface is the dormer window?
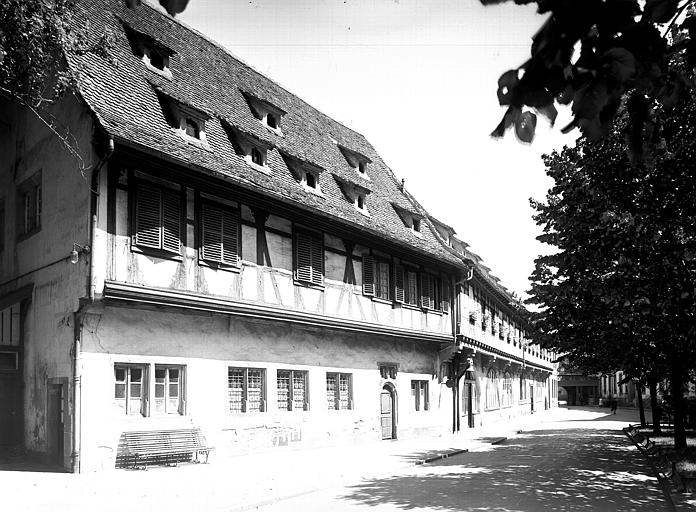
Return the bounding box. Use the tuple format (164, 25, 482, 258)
(305, 171, 317, 189)
(392, 203, 423, 237)
(185, 118, 200, 139)
(356, 194, 366, 210)
(154, 89, 209, 146)
(251, 147, 265, 166)
(335, 176, 371, 215)
(123, 24, 174, 79)
(241, 91, 286, 134)
(338, 145, 372, 180)
(412, 218, 421, 233)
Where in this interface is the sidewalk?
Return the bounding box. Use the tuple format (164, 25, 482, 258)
(0, 407, 626, 512)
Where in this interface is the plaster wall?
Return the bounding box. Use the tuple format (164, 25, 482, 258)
(0, 95, 97, 466)
(78, 305, 452, 471)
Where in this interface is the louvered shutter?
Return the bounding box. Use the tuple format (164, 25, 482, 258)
(135, 183, 162, 249)
(441, 278, 450, 313)
(222, 209, 240, 265)
(310, 233, 324, 286)
(393, 264, 405, 303)
(295, 231, 313, 283)
(161, 189, 181, 254)
(201, 204, 223, 262)
(362, 255, 375, 296)
(420, 273, 433, 310)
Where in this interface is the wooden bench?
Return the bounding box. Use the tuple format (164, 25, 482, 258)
(117, 428, 214, 469)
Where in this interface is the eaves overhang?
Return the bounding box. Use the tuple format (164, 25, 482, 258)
(454, 334, 555, 373)
(102, 281, 455, 344)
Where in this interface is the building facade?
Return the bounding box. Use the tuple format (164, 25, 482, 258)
(0, 0, 557, 472)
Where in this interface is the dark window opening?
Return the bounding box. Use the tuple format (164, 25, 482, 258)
(357, 194, 365, 209)
(305, 172, 316, 189)
(358, 161, 367, 174)
(266, 113, 278, 129)
(185, 118, 200, 138)
(149, 49, 165, 70)
(251, 147, 264, 166)
(412, 219, 421, 232)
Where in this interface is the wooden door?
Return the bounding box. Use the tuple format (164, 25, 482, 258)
(47, 383, 64, 466)
(0, 350, 23, 456)
(380, 388, 394, 440)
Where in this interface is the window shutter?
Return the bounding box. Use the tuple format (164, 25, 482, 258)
(420, 273, 432, 309)
(310, 233, 324, 286)
(222, 209, 240, 265)
(295, 231, 313, 283)
(201, 204, 223, 262)
(135, 183, 162, 249)
(393, 264, 405, 303)
(161, 189, 181, 254)
(441, 278, 450, 313)
(362, 255, 375, 296)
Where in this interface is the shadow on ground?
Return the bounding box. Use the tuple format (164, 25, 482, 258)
(339, 428, 666, 512)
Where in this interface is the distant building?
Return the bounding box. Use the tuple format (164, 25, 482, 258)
(0, 0, 557, 472)
(557, 360, 600, 406)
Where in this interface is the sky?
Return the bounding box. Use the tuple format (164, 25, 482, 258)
(176, 0, 578, 297)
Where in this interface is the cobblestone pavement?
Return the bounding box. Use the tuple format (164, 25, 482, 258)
(1, 407, 672, 512)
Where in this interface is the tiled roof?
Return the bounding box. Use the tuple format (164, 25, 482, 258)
(67, 0, 463, 267)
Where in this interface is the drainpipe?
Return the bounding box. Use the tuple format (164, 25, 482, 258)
(451, 264, 474, 433)
(71, 136, 113, 473)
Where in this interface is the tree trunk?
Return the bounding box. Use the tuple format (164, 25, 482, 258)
(648, 376, 661, 435)
(637, 380, 646, 427)
(671, 363, 687, 450)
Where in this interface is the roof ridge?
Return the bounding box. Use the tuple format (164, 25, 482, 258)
(135, 0, 371, 145)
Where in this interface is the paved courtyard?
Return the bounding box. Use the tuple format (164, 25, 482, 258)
(1, 407, 674, 512)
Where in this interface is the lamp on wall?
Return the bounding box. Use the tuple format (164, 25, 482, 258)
(69, 243, 91, 264)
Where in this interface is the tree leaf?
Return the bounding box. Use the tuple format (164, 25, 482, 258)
(496, 69, 519, 106)
(643, 0, 679, 24)
(603, 47, 637, 84)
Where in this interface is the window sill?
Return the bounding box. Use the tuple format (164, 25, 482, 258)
(293, 279, 325, 291)
(16, 228, 41, 243)
(131, 244, 183, 262)
(199, 259, 241, 273)
(371, 296, 393, 305)
(144, 63, 173, 80)
(178, 131, 212, 152)
(398, 302, 421, 311)
(246, 161, 270, 174)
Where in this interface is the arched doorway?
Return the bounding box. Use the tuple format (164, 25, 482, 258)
(380, 384, 396, 440)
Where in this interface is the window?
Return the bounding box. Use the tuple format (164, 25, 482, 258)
(185, 118, 200, 139)
(242, 92, 285, 132)
(294, 229, 324, 286)
(357, 161, 367, 175)
(502, 371, 513, 407)
(114, 365, 146, 416)
(412, 218, 421, 233)
(305, 171, 317, 189)
(154, 365, 184, 415)
(277, 370, 308, 411)
(379, 364, 398, 379)
(326, 372, 352, 410)
(411, 380, 429, 411)
(356, 194, 366, 211)
(463, 383, 479, 415)
(148, 48, 166, 71)
(200, 202, 240, 266)
(362, 256, 391, 300)
(520, 372, 528, 401)
(134, 181, 181, 255)
(251, 146, 265, 166)
(420, 273, 442, 310)
(266, 112, 278, 129)
(485, 368, 500, 410)
(16, 171, 42, 237)
(228, 367, 265, 413)
(404, 268, 419, 306)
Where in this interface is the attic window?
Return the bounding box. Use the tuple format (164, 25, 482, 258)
(251, 147, 265, 166)
(358, 162, 367, 175)
(124, 24, 174, 78)
(337, 145, 371, 180)
(148, 49, 166, 71)
(185, 118, 200, 139)
(242, 91, 285, 134)
(356, 194, 366, 210)
(305, 172, 317, 189)
(412, 218, 421, 232)
(267, 113, 278, 129)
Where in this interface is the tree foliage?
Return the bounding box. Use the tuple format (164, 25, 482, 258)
(481, 0, 696, 156)
(528, 93, 696, 447)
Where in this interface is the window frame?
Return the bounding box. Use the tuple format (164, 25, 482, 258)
(294, 228, 324, 287)
(485, 367, 500, 410)
(277, 369, 309, 411)
(501, 371, 513, 408)
(411, 380, 430, 411)
(114, 364, 148, 416)
(227, 367, 266, 414)
(326, 372, 353, 410)
(198, 200, 241, 269)
(16, 171, 42, 240)
(153, 365, 185, 415)
(132, 178, 183, 257)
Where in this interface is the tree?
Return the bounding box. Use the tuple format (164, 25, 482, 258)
(528, 98, 696, 448)
(481, 0, 696, 156)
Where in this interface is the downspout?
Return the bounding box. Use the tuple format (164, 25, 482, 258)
(72, 136, 113, 473)
(451, 264, 474, 433)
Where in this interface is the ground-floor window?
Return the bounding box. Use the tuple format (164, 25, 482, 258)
(277, 369, 308, 411)
(486, 368, 500, 410)
(154, 365, 184, 415)
(326, 372, 352, 410)
(520, 372, 528, 401)
(114, 365, 146, 416)
(411, 380, 429, 411)
(228, 367, 266, 413)
(501, 371, 513, 407)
